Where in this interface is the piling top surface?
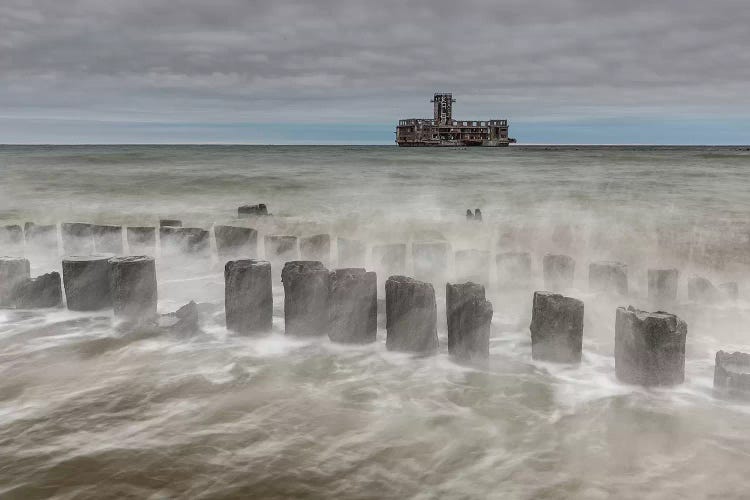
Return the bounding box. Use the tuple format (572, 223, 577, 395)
(0, 256, 29, 263)
(386, 275, 431, 288)
(225, 259, 270, 271)
(648, 268, 679, 274)
(282, 260, 327, 274)
(544, 253, 574, 262)
(617, 305, 686, 334)
(590, 261, 627, 270)
(716, 350, 750, 369)
(446, 281, 486, 298)
(109, 255, 155, 265)
(63, 253, 115, 263)
(266, 235, 297, 241)
(533, 290, 583, 306)
(127, 226, 156, 231)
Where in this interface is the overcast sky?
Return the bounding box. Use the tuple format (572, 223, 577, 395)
(1, 0, 749, 144)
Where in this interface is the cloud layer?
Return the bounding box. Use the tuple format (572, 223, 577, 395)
(1, 0, 749, 141)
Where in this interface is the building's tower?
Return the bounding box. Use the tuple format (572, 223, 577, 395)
(431, 93, 455, 125)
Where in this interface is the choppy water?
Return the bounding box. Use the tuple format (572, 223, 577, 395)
(1, 145, 750, 499)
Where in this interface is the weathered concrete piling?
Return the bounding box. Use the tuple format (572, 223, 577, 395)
(61, 223, 94, 255)
(12, 272, 62, 308)
(300, 234, 331, 266)
(126, 226, 156, 254)
(688, 276, 719, 303)
(474, 209, 483, 222)
(92, 225, 123, 254)
(543, 254, 575, 291)
(0, 225, 23, 248)
(648, 268, 679, 307)
(109, 256, 157, 320)
(589, 261, 628, 296)
(159, 219, 182, 227)
(160, 227, 210, 256)
(238, 204, 269, 217)
(496, 252, 532, 289)
(455, 249, 490, 284)
(281, 261, 330, 336)
(0, 257, 31, 306)
(529, 291, 584, 363)
(466, 209, 474, 221)
(615, 306, 687, 386)
(24, 223, 58, 252)
(215, 226, 258, 259)
(337, 238, 366, 268)
(446, 282, 493, 361)
(264, 235, 299, 265)
(225, 259, 273, 334)
(372, 243, 407, 278)
(413, 241, 450, 284)
(714, 351, 750, 394)
(62, 255, 112, 310)
(329, 268, 377, 344)
(385, 276, 438, 354)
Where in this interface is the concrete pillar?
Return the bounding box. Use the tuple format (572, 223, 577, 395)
(109, 256, 157, 320)
(24, 223, 58, 254)
(719, 282, 738, 301)
(160, 227, 209, 256)
(12, 272, 62, 308)
(589, 261, 628, 296)
(92, 224, 123, 254)
(0, 225, 23, 250)
(264, 235, 299, 263)
(329, 268, 377, 344)
(454, 249, 490, 284)
(215, 226, 258, 259)
(238, 203, 269, 217)
(714, 351, 750, 395)
(62, 255, 113, 311)
(530, 291, 584, 363)
(337, 238, 366, 268)
(385, 275, 438, 354)
(412, 241, 450, 285)
(281, 261, 330, 336)
(688, 276, 719, 303)
(474, 209, 483, 222)
(466, 209, 474, 221)
(61, 222, 94, 255)
(126, 226, 156, 255)
(224, 259, 272, 334)
(300, 234, 331, 267)
(372, 243, 407, 279)
(446, 282, 493, 361)
(160, 219, 182, 227)
(543, 254, 575, 291)
(647, 268, 679, 308)
(615, 306, 687, 386)
(496, 252, 532, 289)
(0, 257, 31, 306)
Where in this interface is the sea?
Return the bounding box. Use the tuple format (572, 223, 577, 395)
(1, 145, 750, 499)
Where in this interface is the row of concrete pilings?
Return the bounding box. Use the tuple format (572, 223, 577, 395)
(1, 251, 748, 396)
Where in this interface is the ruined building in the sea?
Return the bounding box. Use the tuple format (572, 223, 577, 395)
(396, 93, 516, 147)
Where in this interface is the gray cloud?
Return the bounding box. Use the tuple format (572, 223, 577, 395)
(1, 0, 749, 129)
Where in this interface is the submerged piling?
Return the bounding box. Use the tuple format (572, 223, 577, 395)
(160, 219, 182, 227)
(329, 268, 377, 344)
(543, 254, 575, 291)
(589, 261, 628, 296)
(0, 257, 31, 306)
(529, 291, 584, 363)
(0, 225, 23, 250)
(109, 256, 158, 320)
(62, 254, 113, 311)
(385, 275, 438, 354)
(264, 235, 299, 264)
(337, 238, 366, 268)
(224, 259, 273, 334)
(92, 224, 123, 254)
(714, 351, 750, 395)
(688, 276, 719, 303)
(615, 306, 687, 386)
(648, 268, 679, 308)
(61, 223, 94, 255)
(446, 282, 493, 361)
(126, 226, 156, 254)
(215, 226, 258, 259)
(160, 227, 210, 256)
(300, 234, 331, 266)
(372, 243, 407, 278)
(238, 204, 269, 217)
(496, 252, 532, 289)
(281, 261, 330, 336)
(454, 249, 490, 285)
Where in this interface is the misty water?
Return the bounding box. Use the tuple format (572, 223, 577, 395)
(1, 145, 750, 499)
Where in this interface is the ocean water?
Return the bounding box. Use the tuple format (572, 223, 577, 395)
(1, 145, 750, 499)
